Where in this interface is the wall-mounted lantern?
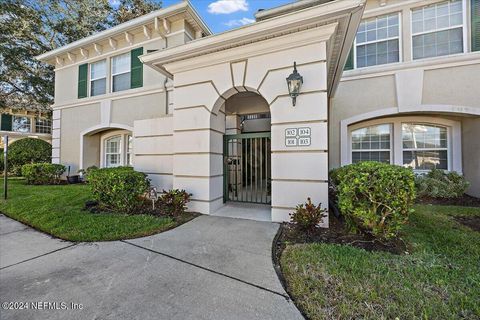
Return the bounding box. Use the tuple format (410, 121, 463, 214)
(286, 61, 303, 107)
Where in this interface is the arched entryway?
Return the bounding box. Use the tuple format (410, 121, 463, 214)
(80, 124, 133, 170)
(221, 92, 272, 205)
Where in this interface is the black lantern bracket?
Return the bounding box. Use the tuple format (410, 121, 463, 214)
(286, 61, 303, 107)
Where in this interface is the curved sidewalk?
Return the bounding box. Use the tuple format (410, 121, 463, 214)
(0, 214, 302, 320)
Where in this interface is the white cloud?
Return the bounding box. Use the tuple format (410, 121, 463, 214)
(223, 17, 255, 27)
(208, 0, 249, 15)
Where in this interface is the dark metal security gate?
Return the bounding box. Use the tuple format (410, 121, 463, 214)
(223, 132, 271, 204)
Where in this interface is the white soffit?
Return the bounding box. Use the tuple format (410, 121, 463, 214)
(35, 1, 211, 63)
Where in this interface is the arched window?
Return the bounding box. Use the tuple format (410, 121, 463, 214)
(351, 124, 391, 163)
(105, 135, 122, 168)
(402, 123, 448, 170)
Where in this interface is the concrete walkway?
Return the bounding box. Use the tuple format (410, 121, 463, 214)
(0, 214, 302, 320)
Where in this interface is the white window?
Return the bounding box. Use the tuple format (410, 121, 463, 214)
(351, 124, 391, 163)
(35, 118, 51, 134)
(90, 60, 106, 96)
(105, 136, 122, 168)
(102, 132, 133, 168)
(402, 123, 448, 170)
(126, 135, 133, 166)
(355, 13, 400, 68)
(111, 52, 131, 92)
(411, 0, 464, 60)
(12, 116, 31, 133)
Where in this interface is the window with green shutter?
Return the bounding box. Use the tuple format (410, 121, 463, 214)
(78, 63, 88, 98)
(344, 47, 354, 70)
(130, 47, 143, 89)
(1, 114, 12, 131)
(472, 0, 480, 51)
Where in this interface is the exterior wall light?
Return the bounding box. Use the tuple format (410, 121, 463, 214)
(286, 62, 303, 106)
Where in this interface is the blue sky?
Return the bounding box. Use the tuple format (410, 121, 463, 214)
(161, 0, 292, 33)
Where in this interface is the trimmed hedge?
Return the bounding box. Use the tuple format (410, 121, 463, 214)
(415, 168, 469, 198)
(331, 162, 416, 239)
(87, 167, 150, 213)
(21, 163, 65, 185)
(7, 138, 51, 175)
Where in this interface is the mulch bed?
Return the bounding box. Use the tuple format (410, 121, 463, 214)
(454, 215, 480, 232)
(416, 194, 480, 207)
(84, 200, 200, 223)
(273, 215, 408, 268)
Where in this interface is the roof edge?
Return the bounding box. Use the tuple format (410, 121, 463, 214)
(36, 1, 211, 62)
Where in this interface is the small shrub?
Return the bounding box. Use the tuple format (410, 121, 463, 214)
(332, 162, 416, 239)
(159, 189, 191, 216)
(21, 163, 66, 185)
(78, 165, 98, 180)
(87, 167, 150, 213)
(290, 198, 327, 233)
(7, 138, 51, 175)
(415, 169, 469, 198)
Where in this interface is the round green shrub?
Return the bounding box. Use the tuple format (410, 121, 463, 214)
(7, 138, 52, 175)
(332, 162, 416, 239)
(415, 168, 469, 198)
(21, 163, 66, 185)
(87, 167, 150, 213)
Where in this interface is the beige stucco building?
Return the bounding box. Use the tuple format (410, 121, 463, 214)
(37, 0, 480, 222)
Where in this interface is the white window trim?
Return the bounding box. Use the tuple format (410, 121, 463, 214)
(89, 59, 107, 97)
(353, 11, 403, 69)
(350, 123, 394, 164)
(100, 130, 133, 168)
(409, 0, 468, 61)
(347, 116, 462, 173)
(110, 52, 131, 93)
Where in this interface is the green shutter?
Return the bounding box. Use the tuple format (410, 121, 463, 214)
(78, 63, 88, 98)
(472, 0, 480, 51)
(130, 47, 143, 89)
(344, 47, 354, 70)
(1, 114, 12, 131)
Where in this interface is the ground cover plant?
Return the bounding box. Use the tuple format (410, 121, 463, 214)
(0, 179, 197, 241)
(416, 168, 470, 199)
(279, 204, 480, 319)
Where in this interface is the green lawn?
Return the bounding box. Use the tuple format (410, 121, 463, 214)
(281, 205, 480, 320)
(0, 179, 190, 241)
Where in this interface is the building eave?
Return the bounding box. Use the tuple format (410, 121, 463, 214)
(35, 0, 211, 63)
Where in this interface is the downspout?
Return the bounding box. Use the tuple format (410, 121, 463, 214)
(164, 77, 169, 114)
(163, 36, 170, 114)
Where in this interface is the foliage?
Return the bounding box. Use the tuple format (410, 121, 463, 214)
(290, 198, 327, 233)
(7, 138, 51, 175)
(159, 189, 191, 217)
(113, 0, 161, 24)
(415, 168, 470, 198)
(0, 0, 161, 110)
(0, 179, 182, 241)
(21, 163, 65, 185)
(332, 162, 416, 239)
(280, 205, 480, 319)
(87, 166, 150, 213)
